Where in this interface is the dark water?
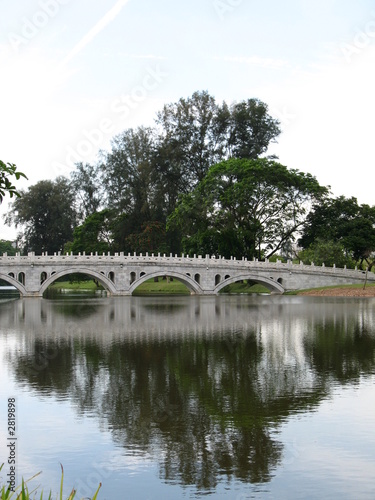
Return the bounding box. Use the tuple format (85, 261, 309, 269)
(0, 294, 375, 499)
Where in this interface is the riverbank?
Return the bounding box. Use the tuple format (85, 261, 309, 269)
(297, 284, 375, 297)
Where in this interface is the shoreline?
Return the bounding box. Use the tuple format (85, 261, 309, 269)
(298, 286, 375, 297)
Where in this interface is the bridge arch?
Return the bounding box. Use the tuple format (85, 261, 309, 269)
(214, 273, 285, 294)
(39, 267, 118, 296)
(0, 273, 27, 296)
(128, 270, 203, 295)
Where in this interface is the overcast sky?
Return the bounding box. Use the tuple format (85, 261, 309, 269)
(1, 0, 375, 240)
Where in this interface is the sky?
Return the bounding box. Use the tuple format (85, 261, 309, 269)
(1, 0, 375, 240)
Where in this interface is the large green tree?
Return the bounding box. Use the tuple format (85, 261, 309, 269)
(101, 127, 156, 216)
(297, 239, 354, 268)
(99, 126, 174, 252)
(155, 91, 281, 193)
(168, 158, 328, 260)
(155, 90, 229, 190)
(299, 196, 375, 267)
(5, 177, 77, 254)
(64, 209, 115, 255)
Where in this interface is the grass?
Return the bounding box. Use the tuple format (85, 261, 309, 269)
(133, 278, 190, 295)
(0, 464, 101, 500)
(49, 280, 104, 291)
(48, 278, 271, 295)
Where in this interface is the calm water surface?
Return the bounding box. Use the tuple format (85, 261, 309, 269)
(0, 294, 375, 499)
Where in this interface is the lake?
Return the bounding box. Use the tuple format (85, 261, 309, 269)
(1, 294, 375, 499)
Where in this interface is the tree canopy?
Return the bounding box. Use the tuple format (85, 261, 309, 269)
(5, 91, 373, 264)
(299, 196, 375, 267)
(64, 209, 114, 255)
(0, 239, 16, 256)
(5, 177, 77, 254)
(168, 158, 328, 260)
(155, 91, 281, 194)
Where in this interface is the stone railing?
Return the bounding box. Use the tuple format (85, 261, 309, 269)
(0, 252, 372, 277)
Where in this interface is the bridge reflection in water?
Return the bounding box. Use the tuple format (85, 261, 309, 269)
(2, 295, 375, 497)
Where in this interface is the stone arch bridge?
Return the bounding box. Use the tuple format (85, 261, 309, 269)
(0, 252, 373, 297)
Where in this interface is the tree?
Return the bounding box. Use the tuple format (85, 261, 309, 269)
(168, 158, 328, 260)
(125, 221, 168, 255)
(64, 209, 115, 255)
(299, 196, 375, 267)
(297, 239, 354, 268)
(89, 92, 282, 254)
(0, 240, 17, 256)
(227, 98, 281, 159)
(155, 91, 281, 194)
(99, 126, 173, 252)
(70, 162, 103, 222)
(0, 161, 27, 203)
(5, 177, 77, 254)
(154, 92, 281, 253)
(155, 91, 228, 190)
(101, 127, 156, 216)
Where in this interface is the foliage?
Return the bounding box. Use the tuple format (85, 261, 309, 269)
(101, 127, 156, 216)
(297, 239, 355, 268)
(155, 91, 281, 197)
(155, 90, 228, 189)
(70, 162, 102, 222)
(227, 98, 281, 159)
(299, 196, 375, 266)
(168, 158, 328, 260)
(3, 92, 284, 255)
(5, 178, 77, 254)
(5, 91, 374, 261)
(97, 91, 281, 254)
(65, 209, 114, 254)
(0, 463, 101, 499)
(125, 221, 168, 255)
(0, 240, 16, 256)
(0, 161, 27, 204)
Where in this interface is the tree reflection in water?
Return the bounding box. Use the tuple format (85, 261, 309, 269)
(6, 296, 375, 491)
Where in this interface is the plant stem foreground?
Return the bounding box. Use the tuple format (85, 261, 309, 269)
(0, 464, 101, 500)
